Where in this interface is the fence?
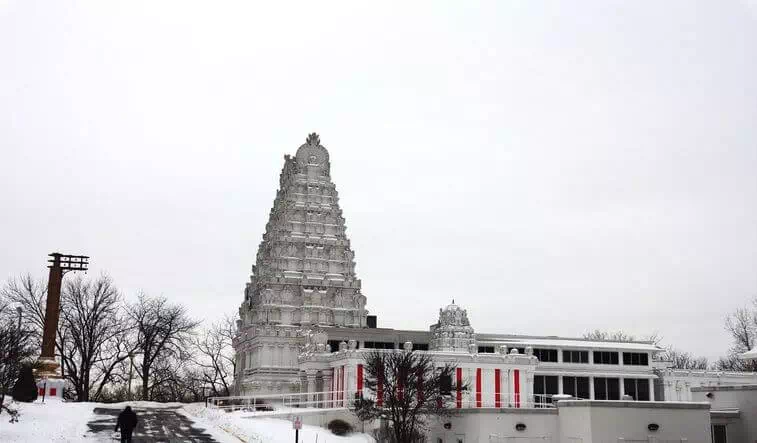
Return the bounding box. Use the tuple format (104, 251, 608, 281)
(207, 391, 560, 414)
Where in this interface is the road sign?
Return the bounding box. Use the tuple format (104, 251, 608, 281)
(293, 416, 302, 430)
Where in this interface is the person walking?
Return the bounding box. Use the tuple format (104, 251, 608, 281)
(114, 405, 138, 443)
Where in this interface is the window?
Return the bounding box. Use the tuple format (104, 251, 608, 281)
(533, 375, 559, 406)
(533, 348, 558, 362)
(363, 341, 395, 349)
(593, 351, 619, 365)
(562, 350, 589, 363)
(478, 346, 495, 353)
(712, 424, 727, 443)
(412, 343, 429, 351)
(622, 352, 649, 366)
(440, 375, 452, 396)
(563, 376, 590, 399)
(593, 377, 620, 400)
(623, 378, 650, 401)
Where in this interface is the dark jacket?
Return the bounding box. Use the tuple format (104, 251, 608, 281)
(115, 406, 138, 433)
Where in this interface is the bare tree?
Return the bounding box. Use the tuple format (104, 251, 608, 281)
(59, 275, 136, 401)
(717, 300, 757, 372)
(1, 275, 74, 387)
(657, 347, 709, 370)
(583, 329, 662, 344)
(1, 275, 47, 348)
(352, 350, 462, 442)
(0, 300, 36, 416)
(127, 294, 199, 401)
(192, 315, 236, 397)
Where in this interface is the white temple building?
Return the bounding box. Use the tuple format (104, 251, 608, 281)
(232, 134, 757, 442)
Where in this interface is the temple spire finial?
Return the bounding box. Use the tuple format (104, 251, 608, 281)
(306, 132, 320, 146)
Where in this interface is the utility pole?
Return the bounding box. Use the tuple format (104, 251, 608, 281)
(38, 253, 88, 378)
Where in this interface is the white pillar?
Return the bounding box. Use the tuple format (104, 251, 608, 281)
(558, 376, 564, 395)
(649, 378, 655, 401)
(620, 376, 625, 398)
(589, 376, 595, 400)
(306, 373, 317, 406)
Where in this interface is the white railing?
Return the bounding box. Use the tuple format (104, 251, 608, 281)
(207, 391, 561, 412)
(207, 390, 352, 411)
(618, 439, 688, 443)
(488, 437, 555, 443)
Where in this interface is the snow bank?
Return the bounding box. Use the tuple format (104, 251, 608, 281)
(0, 399, 96, 442)
(182, 404, 375, 443)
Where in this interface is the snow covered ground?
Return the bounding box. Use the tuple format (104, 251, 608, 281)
(0, 398, 374, 442)
(183, 404, 375, 443)
(0, 398, 95, 442)
(0, 399, 236, 442)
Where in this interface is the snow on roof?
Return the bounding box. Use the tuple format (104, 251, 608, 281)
(476, 335, 661, 352)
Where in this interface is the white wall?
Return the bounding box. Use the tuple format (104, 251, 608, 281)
(557, 401, 711, 443)
(429, 410, 559, 443)
(661, 370, 757, 402)
(693, 385, 757, 442)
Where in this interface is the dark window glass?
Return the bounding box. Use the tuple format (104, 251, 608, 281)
(637, 379, 650, 401)
(576, 377, 590, 399)
(563, 376, 576, 397)
(607, 378, 620, 400)
(594, 377, 620, 400)
(534, 376, 545, 394)
(364, 341, 395, 349)
(624, 378, 636, 398)
(545, 375, 558, 394)
(413, 343, 429, 351)
(534, 375, 558, 406)
(624, 378, 650, 401)
(564, 350, 590, 363)
(593, 351, 620, 365)
(478, 346, 495, 353)
(534, 348, 558, 362)
(622, 352, 649, 366)
(594, 377, 607, 400)
(712, 424, 727, 443)
(327, 340, 341, 352)
(440, 375, 452, 395)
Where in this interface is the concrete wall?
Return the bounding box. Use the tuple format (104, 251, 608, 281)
(660, 369, 757, 402)
(428, 409, 559, 443)
(557, 401, 712, 443)
(266, 400, 712, 442)
(693, 384, 757, 442)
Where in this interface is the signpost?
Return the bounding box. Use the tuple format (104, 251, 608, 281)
(292, 416, 302, 442)
(41, 377, 48, 403)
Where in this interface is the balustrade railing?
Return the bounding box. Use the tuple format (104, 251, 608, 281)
(206, 391, 562, 413)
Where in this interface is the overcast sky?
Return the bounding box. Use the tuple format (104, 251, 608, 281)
(1, 1, 756, 362)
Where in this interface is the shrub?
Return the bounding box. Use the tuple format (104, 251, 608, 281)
(12, 365, 37, 403)
(327, 418, 353, 436)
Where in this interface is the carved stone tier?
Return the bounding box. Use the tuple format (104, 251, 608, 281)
(234, 134, 369, 395)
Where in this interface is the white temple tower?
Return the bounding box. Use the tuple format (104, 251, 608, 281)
(233, 134, 368, 395)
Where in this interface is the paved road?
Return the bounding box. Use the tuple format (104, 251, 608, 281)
(87, 406, 225, 442)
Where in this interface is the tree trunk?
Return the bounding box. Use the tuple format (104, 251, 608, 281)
(142, 365, 150, 400)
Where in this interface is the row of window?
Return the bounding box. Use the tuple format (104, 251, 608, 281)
(479, 347, 648, 366)
(534, 375, 650, 402)
(327, 340, 430, 351)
